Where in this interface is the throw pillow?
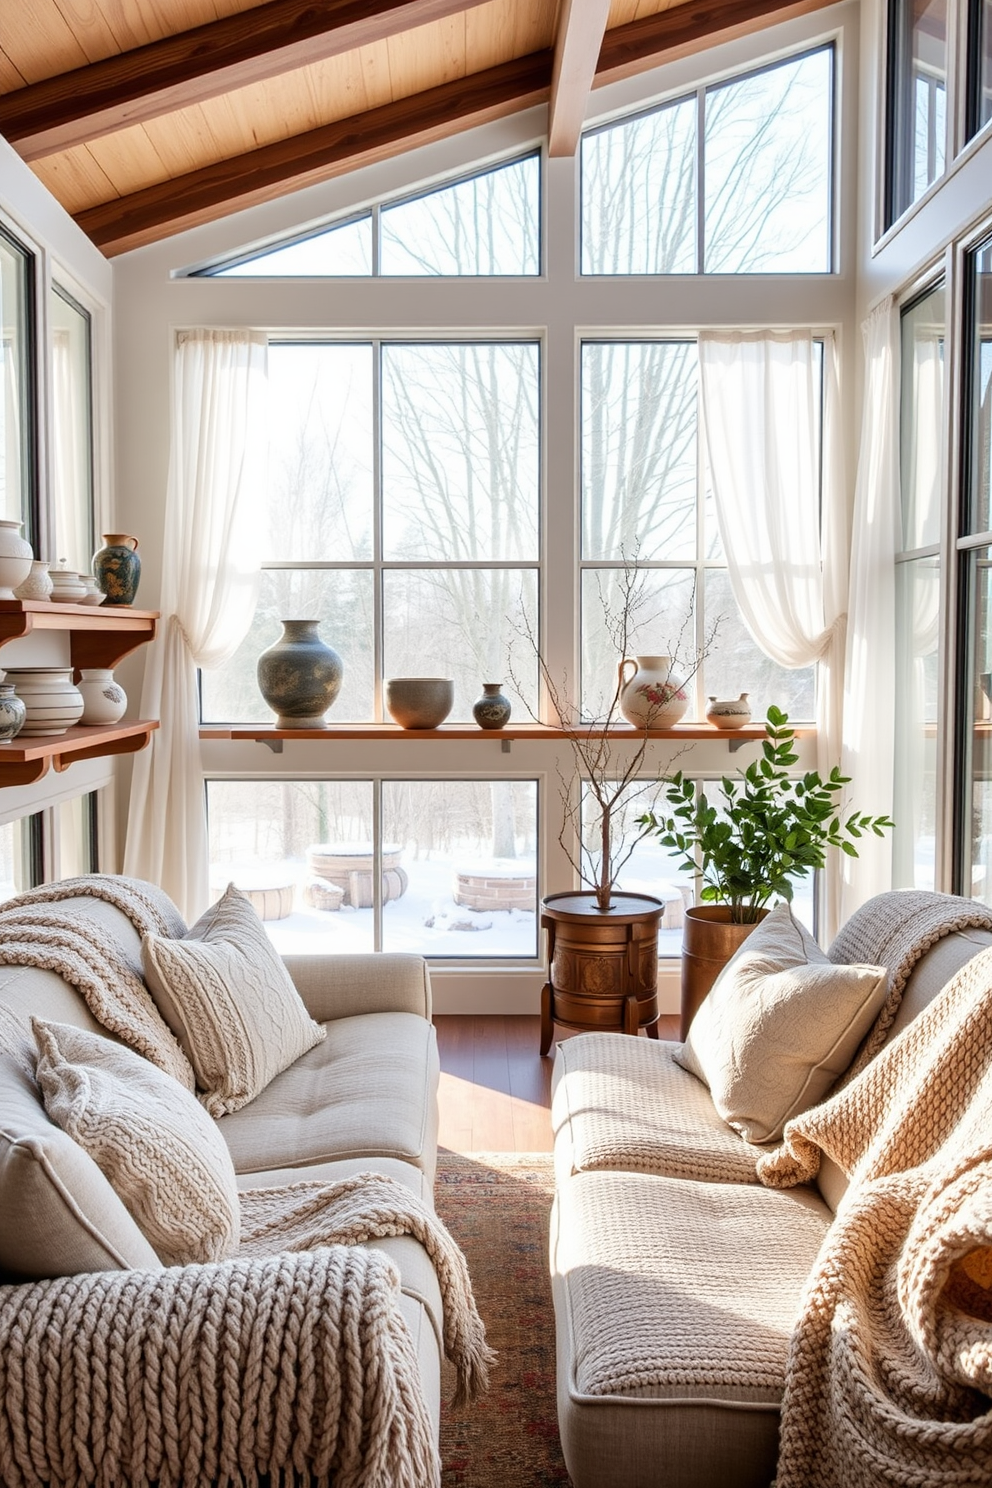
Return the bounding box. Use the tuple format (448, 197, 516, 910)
(0, 1004, 161, 1279)
(675, 902, 888, 1144)
(141, 884, 326, 1117)
(33, 1018, 240, 1266)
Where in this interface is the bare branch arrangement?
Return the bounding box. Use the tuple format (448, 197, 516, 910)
(510, 564, 718, 911)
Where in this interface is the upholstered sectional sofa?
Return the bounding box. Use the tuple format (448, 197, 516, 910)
(0, 875, 451, 1486)
(550, 892, 992, 1488)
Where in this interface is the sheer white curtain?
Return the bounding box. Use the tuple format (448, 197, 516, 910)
(698, 330, 848, 937)
(839, 298, 901, 920)
(124, 330, 268, 918)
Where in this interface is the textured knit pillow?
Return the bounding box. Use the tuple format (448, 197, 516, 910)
(674, 902, 888, 1144)
(33, 1018, 240, 1266)
(141, 884, 326, 1117)
(0, 1005, 161, 1279)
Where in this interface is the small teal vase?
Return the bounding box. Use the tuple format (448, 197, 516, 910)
(472, 681, 512, 730)
(93, 533, 141, 606)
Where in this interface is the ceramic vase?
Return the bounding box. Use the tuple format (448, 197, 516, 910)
(0, 682, 26, 743)
(77, 668, 127, 725)
(79, 575, 104, 606)
(14, 561, 53, 601)
(257, 619, 343, 728)
(0, 520, 34, 600)
(705, 692, 752, 730)
(617, 654, 689, 728)
(93, 533, 141, 606)
(384, 677, 454, 729)
(49, 566, 87, 603)
(472, 681, 512, 730)
(3, 667, 84, 736)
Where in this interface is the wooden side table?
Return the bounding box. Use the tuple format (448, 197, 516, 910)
(540, 891, 663, 1055)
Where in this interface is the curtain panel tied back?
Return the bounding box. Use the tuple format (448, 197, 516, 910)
(124, 329, 268, 919)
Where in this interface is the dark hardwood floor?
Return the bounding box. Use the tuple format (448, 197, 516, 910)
(433, 1013, 679, 1154)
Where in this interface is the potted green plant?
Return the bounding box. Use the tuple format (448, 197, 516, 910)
(639, 706, 894, 1035)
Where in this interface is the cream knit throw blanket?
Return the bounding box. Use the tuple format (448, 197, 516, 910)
(0, 1172, 494, 1486)
(758, 945, 992, 1488)
(827, 888, 992, 1076)
(0, 875, 194, 1089)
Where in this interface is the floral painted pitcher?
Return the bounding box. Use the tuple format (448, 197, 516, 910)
(617, 655, 689, 728)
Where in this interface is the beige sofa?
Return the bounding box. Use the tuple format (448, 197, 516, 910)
(549, 892, 992, 1488)
(0, 879, 443, 1483)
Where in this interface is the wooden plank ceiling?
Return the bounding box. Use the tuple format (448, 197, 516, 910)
(0, 0, 836, 257)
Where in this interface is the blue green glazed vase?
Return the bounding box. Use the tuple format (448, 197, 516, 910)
(93, 533, 141, 606)
(257, 619, 343, 728)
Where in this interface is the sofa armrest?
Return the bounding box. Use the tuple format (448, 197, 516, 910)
(282, 951, 433, 1022)
(0, 1245, 437, 1487)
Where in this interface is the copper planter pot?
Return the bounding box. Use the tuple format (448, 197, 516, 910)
(680, 905, 768, 1039)
(540, 890, 663, 1055)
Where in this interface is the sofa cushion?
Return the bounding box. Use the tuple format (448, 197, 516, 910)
(142, 884, 326, 1116)
(218, 1011, 439, 1181)
(0, 1008, 161, 1279)
(676, 903, 888, 1143)
(551, 1168, 831, 1488)
(552, 1032, 764, 1184)
(34, 1018, 240, 1266)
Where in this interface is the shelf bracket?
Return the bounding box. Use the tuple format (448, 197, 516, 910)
(501, 737, 511, 753)
(259, 737, 284, 754)
(728, 736, 754, 753)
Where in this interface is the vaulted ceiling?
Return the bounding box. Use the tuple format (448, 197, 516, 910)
(0, 0, 836, 257)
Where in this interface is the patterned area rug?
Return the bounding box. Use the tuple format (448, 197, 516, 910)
(435, 1152, 572, 1487)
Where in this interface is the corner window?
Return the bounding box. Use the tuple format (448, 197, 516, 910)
(886, 0, 947, 226)
(0, 225, 35, 536)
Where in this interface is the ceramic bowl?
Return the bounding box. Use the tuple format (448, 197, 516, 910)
(385, 677, 454, 729)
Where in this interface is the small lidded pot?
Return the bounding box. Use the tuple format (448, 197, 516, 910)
(49, 563, 87, 604)
(705, 692, 752, 730)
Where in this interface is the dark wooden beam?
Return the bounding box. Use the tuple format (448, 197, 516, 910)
(548, 0, 612, 157)
(0, 0, 492, 161)
(595, 0, 841, 84)
(75, 51, 553, 256)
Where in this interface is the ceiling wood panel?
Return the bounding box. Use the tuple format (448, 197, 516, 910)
(2, 0, 835, 253)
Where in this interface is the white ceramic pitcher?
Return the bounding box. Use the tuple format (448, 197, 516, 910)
(617, 654, 689, 728)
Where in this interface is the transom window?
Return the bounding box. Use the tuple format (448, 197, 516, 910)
(581, 45, 834, 276)
(199, 154, 540, 279)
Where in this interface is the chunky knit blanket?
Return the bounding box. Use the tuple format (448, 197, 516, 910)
(0, 875, 194, 1088)
(827, 888, 992, 1076)
(758, 944, 992, 1488)
(0, 1172, 494, 1487)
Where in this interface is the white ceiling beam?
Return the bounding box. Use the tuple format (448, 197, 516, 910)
(547, 0, 613, 157)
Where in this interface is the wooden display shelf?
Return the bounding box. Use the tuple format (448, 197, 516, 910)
(0, 600, 158, 673)
(200, 722, 812, 751)
(0, 721, 159, 787)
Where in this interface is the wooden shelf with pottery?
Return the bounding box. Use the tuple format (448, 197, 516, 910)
(201, 722, 813, 753)
(0, 601, 158, 674)
(0, 720, 159, 787)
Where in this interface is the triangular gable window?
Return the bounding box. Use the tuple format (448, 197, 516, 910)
(204, 214, 372, 277)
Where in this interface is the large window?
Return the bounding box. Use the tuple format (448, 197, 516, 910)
(967, 0, 992, 141)
(0, 225, 34, 534)
(206, 777, 538, 957)
(0, 815, 41, 901)
(50, 286, 93, 574)
(201, 339, 541, 725)
(202, 155, 540, 279)
(961, 238, 992, 902)
(581, 46, 834, 275)
(579, 339, 816, 722)
(894, 283, 944, 890)
(886, 0, 947, 226)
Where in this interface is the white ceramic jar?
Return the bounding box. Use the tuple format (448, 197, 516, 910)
(79, 576, 104, 605)
(0, 520, 34, 600)
(77, 668, 127, 725)
(3, 668, 84, 735)
(14, 560, 53, 601)
(617, 655, 689, 728)
(705, 693, 752, 730)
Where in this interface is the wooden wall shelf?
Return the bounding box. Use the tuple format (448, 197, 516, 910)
(200, 722, 813, 753)
(0, 600, 158, 673)
(0, 601, 160, 786)
(0, 721, 159, 787)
